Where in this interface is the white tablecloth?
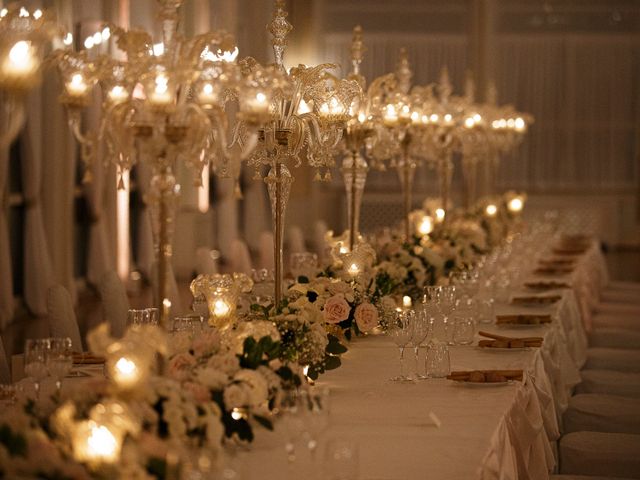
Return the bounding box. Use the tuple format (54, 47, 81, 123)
(236, 244, 601, 480)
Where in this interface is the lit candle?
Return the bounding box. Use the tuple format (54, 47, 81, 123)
(112, 356, 140, 389)
(66, 73, 89, 97)
(383, 104, 398, 126)
(514, 117, 526, 132)
(247, 91, 269, 115)
(107, 85, 128, 104)
(443, 113, 454, 126)
(464, 117, 475, 128)
(508, 197, 524, 213)
(319, 96, 345, 119)
(402, 295, 412, 308)
(417, 215, 433, 235)
(348, 263, 360, 277)
(198, 82, 218, 105)
(357, 112, 367, 123)
(149, 73, 172, 106)
(213, 298, 231, 318)
(435, 208, 446, 223)
(73, 420, 120, 465)
(2, 40, 37, 80)
(485, 204, 498, 216)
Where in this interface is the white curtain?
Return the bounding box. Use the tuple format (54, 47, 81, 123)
(0, 148, 12, 328)
(22, 107, 55, 316)
(496, 35, 640, 192)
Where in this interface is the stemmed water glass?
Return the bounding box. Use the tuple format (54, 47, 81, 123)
(410, 307, 432, 380)
(388, 309, 415, 382)
(279, 389, 305, 466)
(46, 337, 73, 395)
(300, 386, 330, 469)
(24, 339, 49, 401)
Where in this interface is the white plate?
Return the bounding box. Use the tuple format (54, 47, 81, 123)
(451, 380, 514, 387)
(476, 346, 530, 353)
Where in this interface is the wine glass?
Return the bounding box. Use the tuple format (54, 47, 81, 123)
(388, 310, 415, 382)
(425, 342, 450, 378)
(439, 286, 457, 345)
(46, 337, 73, 394)
(410, 307, 432, 380)
(127, 308, 149, 327)
(300, 386, 330, 466)
(171, 314, 203, 334)
(279, 389, 305, 466)
(24, 339, 49, 401)
(145, 308, 160, 325)
(290, 252, 318, 281)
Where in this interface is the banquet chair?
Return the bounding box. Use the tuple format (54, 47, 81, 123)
(257, 231, 275, 271)
(552, 475, 636, 480)
(575, 369, 640, 398)
(0, 335, 10, 384)
(195, 247, 218, 275)
(98, 271, 129, 338)
(592, 313, 640, 332)
(288, 226, 306, 254)
(46, 285, 83, 351)
(588, 328, 640, 350)
(228, 239, 253, 275)
(563, 393, 640, 435)
(559, 431, 640, 478)
(583, 348, 640, 373)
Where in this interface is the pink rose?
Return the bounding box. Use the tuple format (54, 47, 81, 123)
(167, 352, 196, 382)
(323, 295, 351, 324)
(354, 302, 379, 333)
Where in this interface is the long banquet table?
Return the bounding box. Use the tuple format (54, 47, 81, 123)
(235, 241, 608, 480)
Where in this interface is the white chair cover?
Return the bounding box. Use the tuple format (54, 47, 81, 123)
(584, 348, 640, 373)
(195, 247, 218, 275)
(559, 432, 640, 478)
(47, 285, 82, 351)
(563, 394, 640, 435)
(592, 313, 640, 332)
(0, 335, 10, 384)
(229, 239, 252, 275)
(150, 261, 183, 315)
(576, 369, 640, 398)
(257, 231, 275, 271)
(588, 328, 640, 350)
(98, 271, 129, 338)
(287, 226, 306, 254)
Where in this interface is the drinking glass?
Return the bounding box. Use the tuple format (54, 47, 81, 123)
(171, 314, 204, 334)
(290, 252, 318, 281)
(279, 389, 305, 465)
(145, 308, 160, 325)
(191, 294, 209, 322)
(127, 308, 149, 326)
(439, 286, 457, 345)
(46, 337, 73, 394)
(300, 386, 330, 464)
(425, 342, 450, 378)
(24, 339, 49, 400)
(410, 307, 432, 380)
(388, 310, 415, 382)
(452, 317, 475, 345)
(323, 438, 359, 480)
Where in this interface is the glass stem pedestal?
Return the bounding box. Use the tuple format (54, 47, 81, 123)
(265, 161, 292, 306)
(438, 150, 454, 221)
(0, 94, 25, 148)
(148, 168, 179, 331)
(397, 139, 416, 242)
(341, 151, 368, 251)
(462, 156, 478, 211)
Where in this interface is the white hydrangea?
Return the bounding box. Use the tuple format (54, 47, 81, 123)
(233, 369, 269, 407)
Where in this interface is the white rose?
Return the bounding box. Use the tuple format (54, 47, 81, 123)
(207, 353, 240, 376)
(195, 367, 229, 390)
(234, 369, 269, 407)
(223, 383, 249, 409)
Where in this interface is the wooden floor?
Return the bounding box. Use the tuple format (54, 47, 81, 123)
(2, 248, 639, 364)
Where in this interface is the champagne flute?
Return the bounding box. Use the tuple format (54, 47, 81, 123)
(46, 337, 73, 394)
(24, 339, 49, 401)
(388, 310, 415, 382)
